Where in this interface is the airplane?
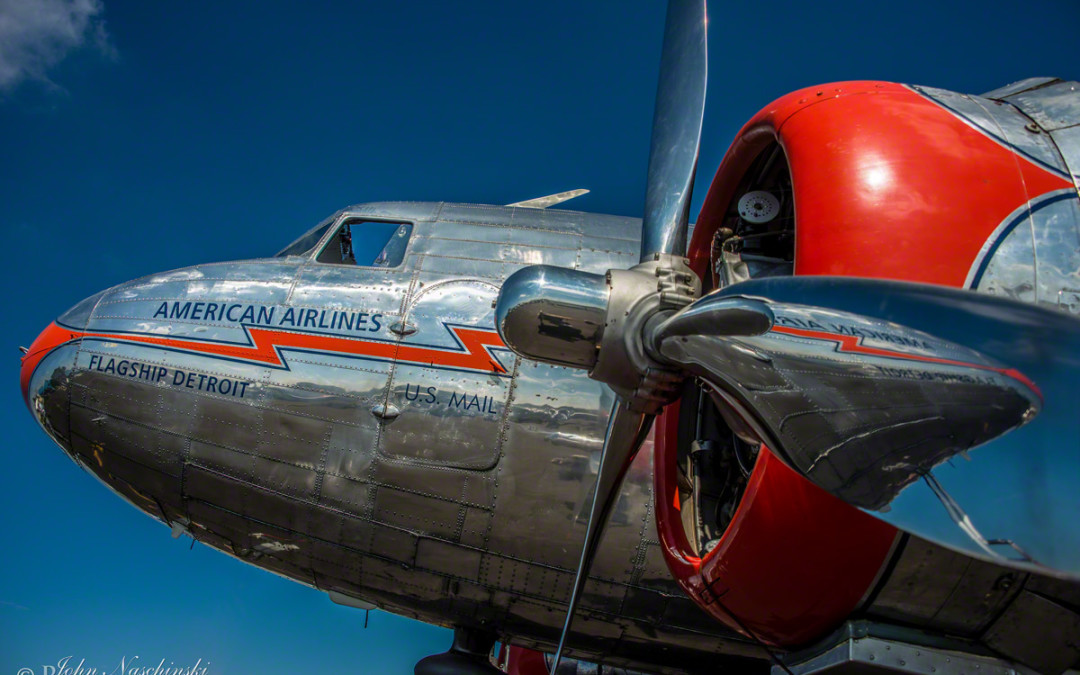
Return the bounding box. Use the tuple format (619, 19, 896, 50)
(18, 1, 1080, 674)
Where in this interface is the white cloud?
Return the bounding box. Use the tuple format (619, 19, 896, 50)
(0, 0, 115, 93)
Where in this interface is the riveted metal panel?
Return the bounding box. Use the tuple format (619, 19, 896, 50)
(970, 189, 1080, 312)
(247, 454, 321, 500)
(326, 419, 379, 459)
(186, 394, 264, 450)
(373, 459, 494, 508)
(505, 225, 585, 251)
(1024, 575, 1080, 612)
(542, 209, 641, 242)
(308, 537, 359, 579)
(438, 203, 531, 227)
(1004, 80, 1080, 132)
(88, 443, 179, 513)
(380, 364, 508, 468)
(459, 505, 493, 549)
(381, 279, 512, 470)
(912, 85, 1071, 176)
(146, 380, 201, 437)
(373, 485, 463, 539)
(122, 260, 304, 287)
(418, 254, 520, 279)
(487, 362, 610, 566)
(867, 536, 1029, 637)
(99, 273, 295, 307)
(418, 239, 581, 269)
(458, 471, 497, 507)
(288, 262, 410, 318)
(983, 590, 1080, 674)
(868, 536, 980, 627)
(184, 462, 248, 515)
(369, 525, 419, 567)
(335, 512, 375, 550)
(976, 94, 1072, 176)
(344, 201, 442, 222)
(637, 540, 683, 592)
(1030, 194, 1080, 309)
(500, 242, 581, 267)
(1048, 124, 1080, 190)
(186, 438, 254, 489)
(421, 239, 508, 262)
(258, 372, 378, 428)
(576, 248, 637, 274)
(982, 77, 1060, 100)
(971, 202, 1037, 302)
(299, 503, 350, 544)
(424, 222, 582, 250)
(587, 448, 655, 583)
(276, 337, 393, 380)
(319, 471, 372, 516)
(780, 634, 1027, 675)
(416, 538, 483, 579)
(254, 407, 332, 464)
(580, 228, 641, 253)
(87, 410, 184, 481)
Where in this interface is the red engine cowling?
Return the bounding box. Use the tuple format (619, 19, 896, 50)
(654, 80, 1077, 647)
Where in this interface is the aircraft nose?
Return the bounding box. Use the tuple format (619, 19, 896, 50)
(20, 322, 78, 402)
(21, 291, 103, 444)
(23, 288, 185, 524)
(21, 321, 79, 448)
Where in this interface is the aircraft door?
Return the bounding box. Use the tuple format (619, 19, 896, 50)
(380, 279, 514, 470)
(279, 219, 418, 472)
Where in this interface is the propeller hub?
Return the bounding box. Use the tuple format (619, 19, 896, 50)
(495, 253, 700, 414)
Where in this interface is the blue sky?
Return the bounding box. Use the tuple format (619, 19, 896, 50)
(1, 1, 1077, 673)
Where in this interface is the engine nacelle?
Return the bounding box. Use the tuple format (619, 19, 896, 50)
(654, 79, 1080, 647)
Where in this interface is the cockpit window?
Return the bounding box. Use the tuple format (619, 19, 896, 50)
(275, 214, 338, 258)
(317, 220, 412, 268)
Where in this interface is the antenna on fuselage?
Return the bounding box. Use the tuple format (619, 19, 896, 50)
(506, 189, 589, 209)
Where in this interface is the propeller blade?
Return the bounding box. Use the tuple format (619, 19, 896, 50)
(653, 276, 1080, 578)
(495, 5, 707, 666)
(550, 403, 649, 675)
(640, 0, 707, 261)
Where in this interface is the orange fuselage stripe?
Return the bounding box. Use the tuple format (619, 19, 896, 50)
(75, 325, 508, 374)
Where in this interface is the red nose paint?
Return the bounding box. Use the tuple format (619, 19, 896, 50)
(20, 322, 77, 406)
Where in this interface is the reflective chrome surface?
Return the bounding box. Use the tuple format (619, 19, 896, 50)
(916, 81, 1080, 316)
(660, 290, 1041, 510)
(659, 276, 1080, 578)
(21, 201, 761, 674)
(20, 69, 1080, 675)
(495, 265, 609, 369)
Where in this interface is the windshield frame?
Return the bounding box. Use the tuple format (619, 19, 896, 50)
(274, 211, 343, 258)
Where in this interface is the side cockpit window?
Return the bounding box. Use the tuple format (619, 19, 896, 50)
(317, 220, 412, 268)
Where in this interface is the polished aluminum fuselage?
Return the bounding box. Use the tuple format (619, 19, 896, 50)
(25, 202, 760, 672)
